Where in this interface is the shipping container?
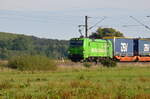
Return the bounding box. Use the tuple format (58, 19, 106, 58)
(104, 37, 136, 61)
(104, 37, 134, 56)
(138, 39, 150, 56)
(134, 39, 150, 61)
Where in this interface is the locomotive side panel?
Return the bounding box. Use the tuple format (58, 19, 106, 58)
(68, 38, 113, 62)
(87, 39, 113, 58)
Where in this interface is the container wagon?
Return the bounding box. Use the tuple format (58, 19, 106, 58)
(134, 39, 150, 61)
(103, 37, 137, 61)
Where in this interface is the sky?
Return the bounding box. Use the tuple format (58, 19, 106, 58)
(0, 0, 150, 40)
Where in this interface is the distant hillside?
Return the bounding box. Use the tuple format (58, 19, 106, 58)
(0, 32, 69, 59)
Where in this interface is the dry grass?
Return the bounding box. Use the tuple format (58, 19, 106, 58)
(138, 77, 150, 83)
(57, 59, 150, 67)
(118, 62, 150, 67)
(0, 80, 13, 89)
(133, 94, 150, 99)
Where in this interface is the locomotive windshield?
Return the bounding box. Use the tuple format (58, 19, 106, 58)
(70, 40, 83, 46)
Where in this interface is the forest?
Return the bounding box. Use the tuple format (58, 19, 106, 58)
(0, 32, 69, 59)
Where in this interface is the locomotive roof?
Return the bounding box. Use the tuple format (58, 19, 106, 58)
(103, 36, 133, 39)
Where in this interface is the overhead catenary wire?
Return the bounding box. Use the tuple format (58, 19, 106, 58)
(130, 16, 150, 31)
(1, 13, 150, 35)
(88, 16, 106, 30)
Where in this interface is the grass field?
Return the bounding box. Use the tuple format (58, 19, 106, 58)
(0, 63, 150, 99)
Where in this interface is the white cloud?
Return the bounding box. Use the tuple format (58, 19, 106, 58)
(0, 0, 150, 11)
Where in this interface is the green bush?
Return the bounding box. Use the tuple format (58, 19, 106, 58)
(100, 59, 117, 67)
(83, 62, 92, 68)
(7, 55, 57, 71)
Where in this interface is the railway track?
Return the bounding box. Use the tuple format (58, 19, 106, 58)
(57, 60, 150, 67)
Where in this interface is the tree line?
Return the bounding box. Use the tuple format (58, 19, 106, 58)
(0, 32, 69, 59)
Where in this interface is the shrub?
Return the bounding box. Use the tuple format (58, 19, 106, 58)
(7, 55, 57, 71)
(83, 62, 92, 68)
(100, 59, 117, 67)
(0, 60, 7, 68)
(0, 80, 13, 89)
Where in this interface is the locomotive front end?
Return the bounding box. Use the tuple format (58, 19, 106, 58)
(68, 38, 84, 62)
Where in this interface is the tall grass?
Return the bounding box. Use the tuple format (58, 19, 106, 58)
(0, 61, 150, 99)
(0, 80, 12, 90)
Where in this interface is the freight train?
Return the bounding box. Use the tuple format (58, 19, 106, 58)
(68, 37, 150, 62)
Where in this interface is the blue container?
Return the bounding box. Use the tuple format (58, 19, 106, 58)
(137, 39, 150, 56)
(105, 37, 134, 56)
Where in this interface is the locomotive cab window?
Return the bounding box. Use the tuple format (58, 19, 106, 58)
(70, 40, 83, 46)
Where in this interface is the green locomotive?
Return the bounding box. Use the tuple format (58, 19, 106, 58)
(68, 38, 113, 62)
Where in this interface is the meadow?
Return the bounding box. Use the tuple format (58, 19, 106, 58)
(0, 62, 150, 99)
